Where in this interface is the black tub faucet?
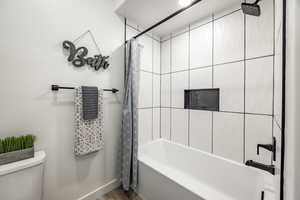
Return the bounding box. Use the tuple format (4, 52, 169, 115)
(257, 137, 276, 161)
(245, 160, 275, 175)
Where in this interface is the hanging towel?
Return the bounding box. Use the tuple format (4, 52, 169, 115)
(74, 87, 104, 156)
(82, 86, 98, 120)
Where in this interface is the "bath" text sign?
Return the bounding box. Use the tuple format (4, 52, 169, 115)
(62, 40, 109, 71)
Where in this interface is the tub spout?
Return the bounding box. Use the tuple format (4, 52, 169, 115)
(245, 160, 275, 175)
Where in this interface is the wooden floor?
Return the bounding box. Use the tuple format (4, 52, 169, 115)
(98, 188, 143, 200)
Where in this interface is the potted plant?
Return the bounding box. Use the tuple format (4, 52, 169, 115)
(0, 135, 36, 165)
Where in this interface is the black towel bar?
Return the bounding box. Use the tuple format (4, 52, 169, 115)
(51, 85, 119, 93)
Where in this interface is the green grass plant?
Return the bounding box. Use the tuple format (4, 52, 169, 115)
(0, 135, 36, 154)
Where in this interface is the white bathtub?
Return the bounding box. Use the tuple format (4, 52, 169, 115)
(138, 139, 275, 200)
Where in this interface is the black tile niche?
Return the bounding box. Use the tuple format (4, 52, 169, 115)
(184, 89, 220, 111)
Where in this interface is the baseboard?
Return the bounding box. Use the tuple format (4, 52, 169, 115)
(137, 192, 147, 200)
(77, 179, 120, 200)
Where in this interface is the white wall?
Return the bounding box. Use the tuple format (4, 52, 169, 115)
(286, 0, 300, 199)
(159, 0, 280, 166)
(0, 0, 124, 200)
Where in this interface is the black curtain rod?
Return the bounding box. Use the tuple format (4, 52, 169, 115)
(51, 85, 119, 93)
(131, 0, 203, 40)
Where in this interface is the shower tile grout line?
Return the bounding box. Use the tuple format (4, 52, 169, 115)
(138, 107, 161, 109)
(170, 33, 173, 141)
(159, 54, 275, 75)
(211, 13, 215, 154)
(159, 107, 274, 116)
(243, 4, 247, 164)
(152, 33, 154, 141)
(187, 24, 191, 147)
(140, 69, 160, 75)
(159, 33, 162, 139)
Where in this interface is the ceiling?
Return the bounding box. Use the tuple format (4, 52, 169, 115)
(115, 0, 242, 37)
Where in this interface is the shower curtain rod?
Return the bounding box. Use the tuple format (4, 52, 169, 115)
(130, 0, 203, 40)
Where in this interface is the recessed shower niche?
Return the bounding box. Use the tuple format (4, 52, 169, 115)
(184, 88, 220, 111)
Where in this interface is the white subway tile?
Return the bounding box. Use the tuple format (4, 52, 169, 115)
(189, 110, 212, 152)
(213, 112, 244, 163)
(138, 71, 153, 108)
(138, 109, 153, 145)
(214, 11, 244, 64)
(161, 108, 171, 140)
(161, 74, 171, 107)
(161, 40, 171, 73)
(153, 74, 161, 107)
(139, 35, 153, 72)
(153, 40, 161, 74)
(190, 67, 212, 89)
(246, 0, 274, 58)
(171, 71, 189, 108)
(171, 109, 189, 145)
(153, 108, 161, 140)
(214, 61, 244, 112)
(190, 22, 213, 68)
(245, 57, 273, 114)
(171, 32, 189, 72)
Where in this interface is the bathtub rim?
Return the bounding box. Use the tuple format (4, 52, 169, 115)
(139, 139, 270, 176)
(138, 139, 275, 199)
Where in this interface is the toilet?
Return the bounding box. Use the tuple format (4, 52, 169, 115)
(0, 151, 46, 200)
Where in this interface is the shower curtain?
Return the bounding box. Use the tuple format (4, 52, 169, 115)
(121, 39, 141, 191)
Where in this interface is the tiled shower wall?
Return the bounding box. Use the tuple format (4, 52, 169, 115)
(127, 0, 282, 167)
(160, 0, 282, 165)
(126, 23, 161, 146)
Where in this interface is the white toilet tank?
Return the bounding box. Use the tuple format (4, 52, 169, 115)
(0, 151, 46, 200)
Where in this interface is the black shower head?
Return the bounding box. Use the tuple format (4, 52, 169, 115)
(241, 0, 261, 16)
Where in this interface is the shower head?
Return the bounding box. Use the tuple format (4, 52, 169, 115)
(241, 0, 261, 16)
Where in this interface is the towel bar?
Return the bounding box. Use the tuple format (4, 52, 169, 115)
(51, 85, 119, 93)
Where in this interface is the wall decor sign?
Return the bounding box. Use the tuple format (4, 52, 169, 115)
(62, 41, 109, 70)
(62, 31, 109, 71)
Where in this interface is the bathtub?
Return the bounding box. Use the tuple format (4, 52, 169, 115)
(138, 139, 275, 200)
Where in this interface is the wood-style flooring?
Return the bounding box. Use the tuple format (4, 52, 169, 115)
(98, 188, 143, 200)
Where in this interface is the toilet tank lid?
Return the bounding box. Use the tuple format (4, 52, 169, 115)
(0, 151, 46, 176)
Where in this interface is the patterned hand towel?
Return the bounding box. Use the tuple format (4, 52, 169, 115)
(74, 87, 104, 156)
